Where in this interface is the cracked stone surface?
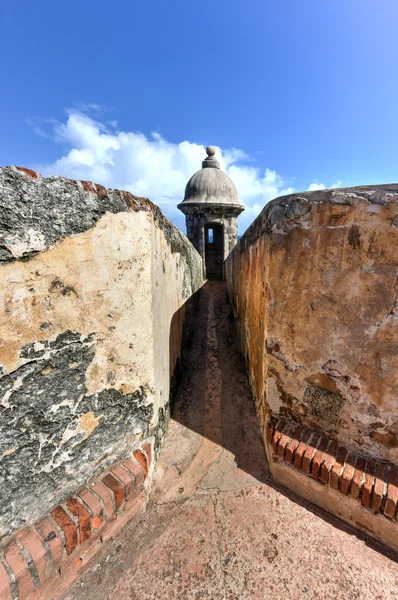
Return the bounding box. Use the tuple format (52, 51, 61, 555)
(63, 282, 398, 600)
(0, 167, 203, 538)
(226, 187, 398, 464)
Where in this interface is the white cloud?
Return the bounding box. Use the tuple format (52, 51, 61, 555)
(307, 179, 344, 192)
(331, 180, 342, 188)
(31, 108, 337, 235)
(307, 182, 326, 191)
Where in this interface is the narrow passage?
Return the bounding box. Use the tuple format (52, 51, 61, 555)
(64, 282, 398, 600)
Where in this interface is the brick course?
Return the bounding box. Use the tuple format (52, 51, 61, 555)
(320, 440, 338, 485)
(362, 460, 376, 508)
(133, 449, 149, 478)
(267, 417, 397, 523)
(311, 437, 329, 480)
(17, 528, 48, 585)
(385, 466, 398, 519)
(0, 559, 13, 600)
(66, 498, 91, 543)
(102, 474, 125, 511)
(285, 425, 303, 464)
(90, 482, 115, 520)
(372, 463, 389, 512)
(77, 489, 103, 530)
(0, 442, 151, 600)
(302, 433, 320, 475)
(4, 541, 35, 600)
(123, 457, 145, 492)
(350, 455, 366, 500)
(293, 429, 313, 470)
(51, 507, 78, 556)
(35, 517, 63, 571)
(340, 452, 356, 495)
(110, 464, 135, 500)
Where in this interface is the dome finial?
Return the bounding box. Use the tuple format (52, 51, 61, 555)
(202, 145, 219, 169)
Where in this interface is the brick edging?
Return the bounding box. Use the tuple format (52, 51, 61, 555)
(266, 418, 398, 520)
(0, 442, 152, 600)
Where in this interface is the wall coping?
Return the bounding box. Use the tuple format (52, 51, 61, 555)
(234, 183, 398, 251)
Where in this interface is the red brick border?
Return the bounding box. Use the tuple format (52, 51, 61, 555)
(0, 443, 152, 600)
(266, 417, 398, 522)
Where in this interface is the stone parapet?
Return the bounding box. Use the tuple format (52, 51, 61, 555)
(225, 184, 398, 551)
(0, 167, 203, 543)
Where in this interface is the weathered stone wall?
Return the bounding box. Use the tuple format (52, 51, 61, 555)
(226, 185, 398, 464)
(226, 184, 398, 546)
(0, 166, 203, 541)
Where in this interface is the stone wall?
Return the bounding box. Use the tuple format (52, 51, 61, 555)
(0, 166, 203, 542)
(225, 185, 398, 548)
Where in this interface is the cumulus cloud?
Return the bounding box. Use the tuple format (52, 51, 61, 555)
(31, 108, 338, 235)
(307, 180, 343, 192)
(307, 182, 326, 191)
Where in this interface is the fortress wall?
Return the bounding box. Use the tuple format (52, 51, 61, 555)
(0, 166, 203, 542)
(226, 185, 398, 547)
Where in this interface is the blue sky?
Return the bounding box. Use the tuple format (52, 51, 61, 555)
(1, 0, 398, 233)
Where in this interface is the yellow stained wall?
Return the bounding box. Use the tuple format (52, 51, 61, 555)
(226, 189, 398, 465)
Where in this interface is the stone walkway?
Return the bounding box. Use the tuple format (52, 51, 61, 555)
(63, 282, 398, 600)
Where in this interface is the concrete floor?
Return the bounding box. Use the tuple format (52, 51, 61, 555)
(63, 282, 398, 600)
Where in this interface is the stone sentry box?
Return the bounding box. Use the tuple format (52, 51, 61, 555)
(225, 184, 398, 552)
(178, 146, 244, 280)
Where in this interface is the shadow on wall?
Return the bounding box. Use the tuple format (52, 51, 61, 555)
(168, 280, 268, 484)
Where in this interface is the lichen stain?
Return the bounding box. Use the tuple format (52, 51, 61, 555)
(49, 277, 78, 298)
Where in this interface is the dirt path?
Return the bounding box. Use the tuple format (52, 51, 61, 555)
(63, 282, 398, 600)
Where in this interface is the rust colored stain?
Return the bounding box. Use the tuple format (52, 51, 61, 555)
(80, 180, 96, 193)
(122, 191, 138, 209)
(15, 166, 39, 179)
(348, 224, 361, 248)
(371, 430, 398, 449)
(95, 184, 108, 199)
